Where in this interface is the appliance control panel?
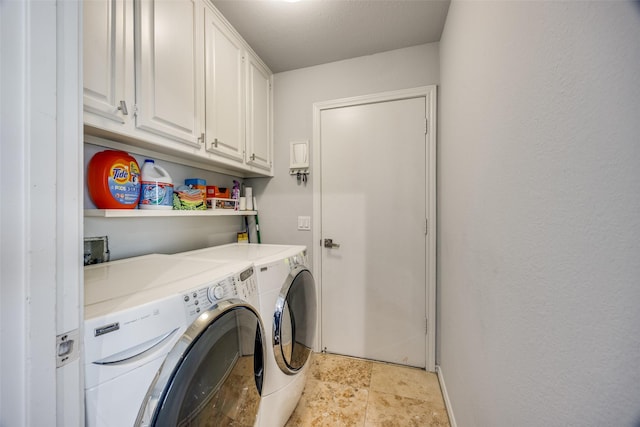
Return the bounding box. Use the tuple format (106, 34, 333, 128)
(236, 266, 257, 300)
(182, 276, 238, 318)
(207, 276, 238, 304)
(286, 251, 308, 270)
(182, 267, 258, 319)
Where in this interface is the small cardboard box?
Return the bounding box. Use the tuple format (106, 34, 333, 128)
(213, 186, 230, 198)
(206, 186, 217, 198)
(237, 231, 248, 244)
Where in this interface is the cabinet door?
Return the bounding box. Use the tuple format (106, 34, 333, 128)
(83, 0, 132, 125)
(204, 6, 245, 162)
(246, 54, 272, 171)
(136, 0, 204, 147)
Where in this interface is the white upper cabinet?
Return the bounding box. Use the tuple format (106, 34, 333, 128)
(246, 53, 272, 172)
(135, 0, 205, 148)
(83, 0, 134, 127)
(83, 0, 273, 177)
(203, 4, 245, 162)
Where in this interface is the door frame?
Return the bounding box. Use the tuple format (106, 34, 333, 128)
(1, 0, 84, 424)
(312, 86, 437, 371)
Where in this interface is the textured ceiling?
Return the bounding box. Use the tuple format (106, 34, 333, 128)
(211, 0, 450, 73)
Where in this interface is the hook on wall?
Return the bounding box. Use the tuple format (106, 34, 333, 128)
(292, 168, 309, 184)
(290, 140, 309, 184)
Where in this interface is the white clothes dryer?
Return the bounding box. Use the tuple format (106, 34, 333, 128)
(175, 244, 317, 427)
(84, 254, 265, 427)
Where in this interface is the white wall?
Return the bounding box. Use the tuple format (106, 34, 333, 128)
(438, 1, 640, 426)
(247, 43, 440, 268)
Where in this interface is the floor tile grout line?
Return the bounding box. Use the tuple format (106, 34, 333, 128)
(362, 385, 370, 427)
(364, 360, 373, 427)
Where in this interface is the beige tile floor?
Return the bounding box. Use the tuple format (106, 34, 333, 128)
(284, 352, 450, 427)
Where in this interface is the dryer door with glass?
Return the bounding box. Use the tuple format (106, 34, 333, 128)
(137, 299, 265, 426)
(273, 266, 317, 374)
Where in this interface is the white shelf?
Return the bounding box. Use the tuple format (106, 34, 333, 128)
(85, 209, 257, 218)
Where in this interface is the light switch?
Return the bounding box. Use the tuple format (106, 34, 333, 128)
(297, 216, 311, 231)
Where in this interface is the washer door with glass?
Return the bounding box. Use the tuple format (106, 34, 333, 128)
(137, 299, 265, 427)
(273, 266, 317, 375)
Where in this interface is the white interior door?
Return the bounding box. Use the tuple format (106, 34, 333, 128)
(319, 92, 431, 368)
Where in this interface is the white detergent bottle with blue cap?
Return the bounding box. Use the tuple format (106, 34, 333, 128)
(139, 159, 174, 209)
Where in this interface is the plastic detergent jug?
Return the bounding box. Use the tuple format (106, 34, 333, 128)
(87, 150, 141, 209)
(139, 159, 173, 210)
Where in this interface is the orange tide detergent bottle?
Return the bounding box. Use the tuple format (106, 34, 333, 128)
(87, 150, 141, 209)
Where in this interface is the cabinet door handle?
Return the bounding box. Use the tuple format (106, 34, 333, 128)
(117, 100, 128, 116)
(212, 138, 219, 148)
(250, 153, 256, 161)
(198, 133, 204, 145)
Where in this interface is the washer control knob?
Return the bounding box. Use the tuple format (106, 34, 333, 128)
(210, 285, 225, 301)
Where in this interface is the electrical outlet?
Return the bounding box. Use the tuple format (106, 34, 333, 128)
(297, 216, 311, 231)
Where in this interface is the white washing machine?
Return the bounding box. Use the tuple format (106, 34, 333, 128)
(175, 243, 317, 427)
(84, 254, 265, 427)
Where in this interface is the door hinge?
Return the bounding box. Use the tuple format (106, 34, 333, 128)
(424, 118, 428, 135)
(425, 218, 428, 235)
(425, 318, 428, 335)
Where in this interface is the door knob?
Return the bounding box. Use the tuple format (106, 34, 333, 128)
(324, 238, 340, 249)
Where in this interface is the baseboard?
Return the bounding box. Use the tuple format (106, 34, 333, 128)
(436, 365, 458, 427)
